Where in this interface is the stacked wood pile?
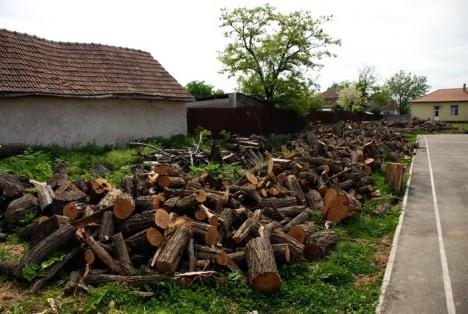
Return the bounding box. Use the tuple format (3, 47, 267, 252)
(390, 117, 458, 133)
(0, 121, 414, 293)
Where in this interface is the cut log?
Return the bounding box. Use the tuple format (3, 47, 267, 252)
(151, 226, 190, 274)
(84, 234, 127, 275)
(64, 271, 80, 295)
(119, 175, 135, 195)
(84, 273, 161, 286)
(385, 162, 405, 192)
(219, 207, 234, 238)
(84, 248, 95, 265)
(287, 222, 317, 243)
(285, 175, 306, 204)
(195, 245, 229, 266)
(119, 209, 155, 235)
(30, 215, 70, 247)
(305, 190, 324, 210)
(90, 178, 112, 196)
(188, 219, 218, 246)
(14, 223, 75, 278)
(304, 230, 337, 258)
(232, 209, 262, 244)
(283, 210, 311, 231)
(112, 232, 133, 273)
(198, 204, 219, 226)
(158, 176, 185, 188)
(245, 237, 281, 291)
(62, 202, 85, 221)
(32, 181, 54, 211)
(97, 188, 122, 210)
(175, 190, 206, 209)
(271, 229, 304, 259)
(322, 188, 361, 224)
(258, 197, 298, 208)
(0, 172, 25, 198)
(4, 193, 39, 226)
(154, 209, 170, 229)
(98, 211, 114, 242)
(276, 205, 306, 218)
(52, 181, 86, 214)
(188, 238, 196, 272)
(28, 246, 81, 293)
(113, 193, 135, 220)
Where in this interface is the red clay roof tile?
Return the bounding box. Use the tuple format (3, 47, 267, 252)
(412, 88, 468, 103)
(0, 29, 193, 101)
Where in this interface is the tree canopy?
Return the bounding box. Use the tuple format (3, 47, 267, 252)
(385, 70, 429, 114)
(185, 80, 224, 99)
(336, 84, 364, 113)
(219, 4, 339, 115)
(356, 65, 377, 101)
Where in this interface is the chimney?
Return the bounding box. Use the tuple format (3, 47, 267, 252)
(464, 83, 466, 91)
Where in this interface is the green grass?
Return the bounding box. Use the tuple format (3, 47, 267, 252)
(0, 134, 408, 314)
(452, 123, 468, 131)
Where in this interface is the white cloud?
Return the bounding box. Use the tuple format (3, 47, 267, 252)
(0, 0, 467, 92)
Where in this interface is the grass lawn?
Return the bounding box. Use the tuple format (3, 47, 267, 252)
(0, 136, 411, 314)
(452, 123, 468, 131)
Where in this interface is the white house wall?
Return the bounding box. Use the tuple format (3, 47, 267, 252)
(0, 96, 187, 146)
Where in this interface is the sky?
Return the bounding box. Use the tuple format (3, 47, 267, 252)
(1, 0, 467, 93)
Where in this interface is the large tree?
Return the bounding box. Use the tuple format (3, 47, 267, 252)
(185, 80, 224, 99)
(336, 84, 364, 113)
(385, 70, 429, 114)
(356, 65, 377, 101)
(219, 4, 339, 115)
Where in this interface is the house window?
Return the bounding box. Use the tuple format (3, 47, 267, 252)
(450, 105, 459, 116)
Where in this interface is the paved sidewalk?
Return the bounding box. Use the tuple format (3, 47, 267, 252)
(380, 135, 468, 314)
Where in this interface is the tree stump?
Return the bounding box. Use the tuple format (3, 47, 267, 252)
(385, 162, 405, 192)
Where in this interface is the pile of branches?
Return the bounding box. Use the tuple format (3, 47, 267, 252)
(0, 121, 414, 294)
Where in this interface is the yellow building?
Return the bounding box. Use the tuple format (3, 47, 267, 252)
(411, 85, 468, 122)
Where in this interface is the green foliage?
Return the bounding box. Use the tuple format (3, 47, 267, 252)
(18, 209, 37, 226)
(0, 149, 53, 182)
(0, 247, 9, 262)
(185, 80, 224, 99)
(22, 251, 66, 281)
(370, 86, 392, 114)
(337, 84, 364, 112)
(356, 65, 377, 101)
(385, 70, 430, 114)
(330, 80, 352, 90)
(189, 162, 243, 182)
(219, 4, 339, 115)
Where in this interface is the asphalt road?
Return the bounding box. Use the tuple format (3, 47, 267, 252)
(380, 134, 468, 314)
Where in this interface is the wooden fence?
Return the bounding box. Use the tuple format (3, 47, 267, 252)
(187, 107, 380, 135)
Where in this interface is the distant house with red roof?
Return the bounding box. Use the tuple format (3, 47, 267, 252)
(321, 87, 339, 111)
(0, 29, 193, 146)
(411, 85, 468, 121)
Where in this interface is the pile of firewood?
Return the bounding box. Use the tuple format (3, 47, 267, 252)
(391, 117, 459, 133)
(0, 121, 414, 293)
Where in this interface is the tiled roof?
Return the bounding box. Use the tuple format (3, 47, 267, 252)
(412, 88, 468, 103)
(322, 87, 339, 100)
(0, 29, 193, 101)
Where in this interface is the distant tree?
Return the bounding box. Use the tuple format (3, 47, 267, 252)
(369, 86, 392, 114)
(330, 81, 352, 90)
(185, 80, 224, 99)
(356, 65, 377, 101)
(337, 84, 363, 112)
(385, 70, 429, 114)
(219, 4, 340, 115)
